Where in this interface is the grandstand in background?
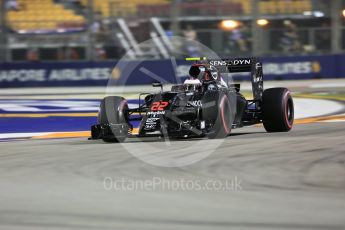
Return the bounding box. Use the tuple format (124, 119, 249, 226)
(0, 0, 344, 62)
(4, 0, 313, 32)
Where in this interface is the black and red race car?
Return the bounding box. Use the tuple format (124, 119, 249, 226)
(90, 57, 294, 142)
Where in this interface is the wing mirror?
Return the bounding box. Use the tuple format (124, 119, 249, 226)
(152, 82, 163, 92)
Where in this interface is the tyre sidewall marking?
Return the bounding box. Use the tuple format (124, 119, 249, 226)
(220, 95, 231, 134)
(283, 91, 293, 129)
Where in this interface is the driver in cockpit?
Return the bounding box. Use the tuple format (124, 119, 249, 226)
(183, 65, 202, 85)
(184, 65, 227, 88)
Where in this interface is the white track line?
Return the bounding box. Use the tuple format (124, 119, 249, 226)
(311, 82, 345, 88)
(0, 132, 53, 139)
(294, 98, 344, 119)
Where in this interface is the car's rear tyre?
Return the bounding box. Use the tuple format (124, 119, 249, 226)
(205, 93, 233, 139)
(262, 88, 294, 132)
(99, 96, 129, 143)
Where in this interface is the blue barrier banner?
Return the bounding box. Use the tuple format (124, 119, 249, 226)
(0, 62, 113, 87)
(0, 54, 344, 88)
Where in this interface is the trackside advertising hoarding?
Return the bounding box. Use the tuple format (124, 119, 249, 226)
(0, 54, 344, 87)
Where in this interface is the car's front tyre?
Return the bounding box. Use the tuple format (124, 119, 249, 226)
(98, 96, 129, 143)
(203, 92, 233, 139)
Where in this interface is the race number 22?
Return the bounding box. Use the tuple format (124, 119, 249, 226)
(151, 101, 169, 111)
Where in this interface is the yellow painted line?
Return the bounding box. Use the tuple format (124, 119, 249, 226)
(256, 115, 345, 127)
(254, 115, 345, 128)
(32, 128, 140, 139)
(295, 115, 345, 124)
(32, 131, 91, 139)
(294, 94, 345, 101)
(132, 128, 139, 135)
(0, 113, 98, 118)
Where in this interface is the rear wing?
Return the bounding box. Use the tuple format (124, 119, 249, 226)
(186, 57, 264, 101)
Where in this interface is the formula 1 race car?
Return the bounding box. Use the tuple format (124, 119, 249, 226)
(90, 57, 294, 142)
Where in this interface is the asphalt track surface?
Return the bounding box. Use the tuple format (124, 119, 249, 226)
(1, 122, 345, 230)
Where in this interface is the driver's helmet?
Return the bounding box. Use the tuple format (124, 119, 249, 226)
(189, 65, 200, 79)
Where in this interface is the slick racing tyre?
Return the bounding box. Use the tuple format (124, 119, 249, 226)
(203, 91, 233, 139)
(99, 96, 129, 143)
(262, 88, 294, 132)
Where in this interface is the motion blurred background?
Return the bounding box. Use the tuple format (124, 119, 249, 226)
(0, 0, 345, 86)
